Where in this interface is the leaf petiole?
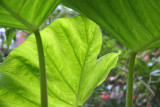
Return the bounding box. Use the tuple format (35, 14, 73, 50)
(34, 30, 48, 107)
(125, 52, 136, 107)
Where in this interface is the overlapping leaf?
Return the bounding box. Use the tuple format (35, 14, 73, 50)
(63, 0, 160, 52)
(0, 16, 119, 107)
(0, 0, 61, 30)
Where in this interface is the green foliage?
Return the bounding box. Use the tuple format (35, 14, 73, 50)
(0, 16, 119, 107)
(5, 28, 16, 50)
(0, 0, 61, 30)
(85, 35, 160, 107)
(62, 0, 160, 52)
(62, 1, 160, 107)
(0, 1, 61, 106)
(2, 0, 159, 106)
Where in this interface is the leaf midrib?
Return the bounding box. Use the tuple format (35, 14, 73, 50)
(46, 51, 76, 95)
(76, 17, 97, 106)
(0, 1, 37, 31)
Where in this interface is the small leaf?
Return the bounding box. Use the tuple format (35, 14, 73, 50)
(0, 15, 119, 106)
(5, 28, 16, 50)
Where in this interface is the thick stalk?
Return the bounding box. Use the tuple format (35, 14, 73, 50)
(125, 52, 136, 107)
(34, 30, 48, 107)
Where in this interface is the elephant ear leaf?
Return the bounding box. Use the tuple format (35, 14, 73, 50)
(0, 15, 119, 107)
(62, 0, 160, 52)
(0, 0, 61, 30)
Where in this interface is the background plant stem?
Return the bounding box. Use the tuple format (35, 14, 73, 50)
(34, 30, 48, 107)
(125, 52, 136, 107)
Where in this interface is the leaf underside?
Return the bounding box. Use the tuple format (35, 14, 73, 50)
(0, 16, 119, 107)
(63, 0, 160, 52)
(0, 0, 61, 30)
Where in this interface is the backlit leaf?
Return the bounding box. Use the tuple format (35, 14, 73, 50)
(0, 0, 61, 31)
(0, 16, 119, 107)
(62, 0, 160, 52)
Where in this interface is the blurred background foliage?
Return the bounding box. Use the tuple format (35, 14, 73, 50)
(0, 5, 159, 107)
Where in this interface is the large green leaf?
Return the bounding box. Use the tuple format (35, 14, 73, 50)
(0, 16, 119, 107)
(62, 0, 160, 52)
(0, 0, 61, 31)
